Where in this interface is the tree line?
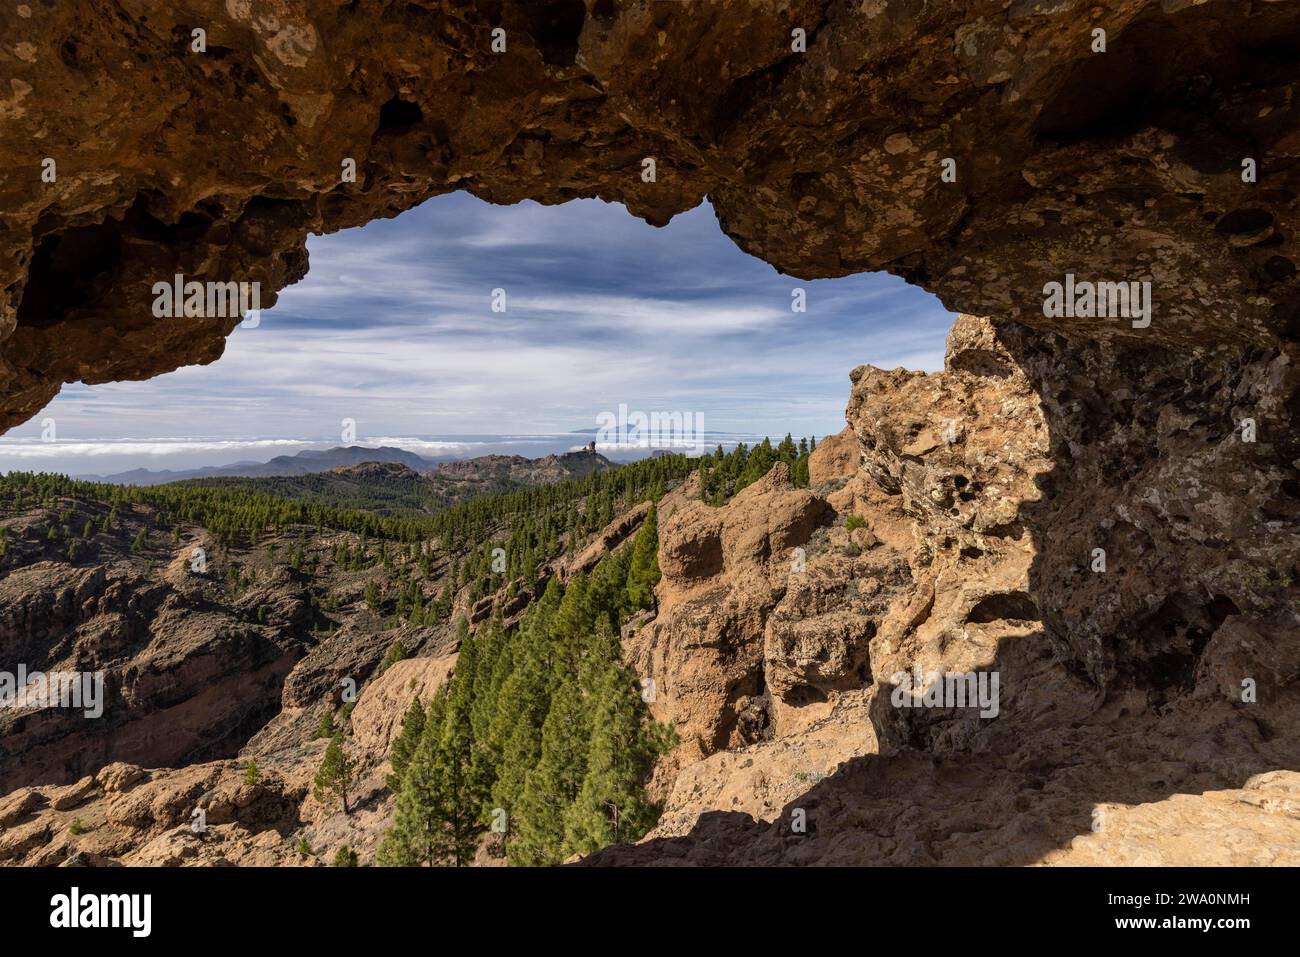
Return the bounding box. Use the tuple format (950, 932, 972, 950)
(377, 507, 673, 866)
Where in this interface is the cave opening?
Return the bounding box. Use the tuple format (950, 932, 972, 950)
(4, 193, 956, 481)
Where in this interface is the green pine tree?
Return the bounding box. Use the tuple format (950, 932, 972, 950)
(387, 696, 426, 792)
(332, 844, 358, 867)
(564, 655, 674, 854)
(313, 733, 354, 815)
(379, 639, 406, 675)
(378, 694, 446, 866)
(488, 623, 550, 834)
(378, 673, 485, 867)
(512, 678, 589, 866)
(435, 649, 490, 866)
(625, 505, 661, 612)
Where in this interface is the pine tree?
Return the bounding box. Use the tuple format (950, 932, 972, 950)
(435, 648, 490, 866)
(777, 433, 798, 464)
(313, 733, 354, 814)
(379, 639, 406, 675)
(332, 845, 358, 867)
(586, 549, 630, 635)
(387, 697, 426, 792)
(512, 678, 589, 866)
(245, 759, 259, 786)
(377, 695, 446, 866)
(547, 572, 591, 683)
(625, 505, 661, 613)
(469, 613, 506, 759)
(488, 616, 552, 845)
(564, 656, 672, 854)
(378, 673, 485, 867)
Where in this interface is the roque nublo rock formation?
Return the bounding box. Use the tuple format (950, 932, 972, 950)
(1, 0, 1299, 866)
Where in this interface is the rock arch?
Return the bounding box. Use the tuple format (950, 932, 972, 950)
(2, 0, 1297, 428)
(2, 0, 1299, 864)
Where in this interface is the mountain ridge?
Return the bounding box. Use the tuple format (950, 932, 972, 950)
(84, 445, 442, 486)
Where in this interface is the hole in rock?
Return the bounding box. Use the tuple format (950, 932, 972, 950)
(967, 592, 1040, 624)
(1216, 208, 1274, 236)
(378, 95, 423, 131)
(8, 193, 954, 774)
(524, 0, 587, 66)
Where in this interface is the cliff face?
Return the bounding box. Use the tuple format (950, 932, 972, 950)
(0, 493, 466, 866)
(2, 0, 1298, 428)
(590, 315, 1300, 865)
(0, 513, 310, 790)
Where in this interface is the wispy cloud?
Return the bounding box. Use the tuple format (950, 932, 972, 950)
(2, 195, 954, 474)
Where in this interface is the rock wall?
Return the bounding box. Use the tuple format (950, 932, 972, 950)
(591, 315, 1300, 865)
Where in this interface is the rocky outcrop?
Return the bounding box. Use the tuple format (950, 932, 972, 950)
(627, 463, 838, 773)
(350, 655, 458, 756)
(596, 313, 1300, 865)
(0, 759, 305, 866)
(0, 641, 461, 867)
(0, 546, 308, 789)
(435, 449, 612, 486)
(2, 1, 1298, 428)
(566, 500, 651, 580)
(806, 427, 857, 487)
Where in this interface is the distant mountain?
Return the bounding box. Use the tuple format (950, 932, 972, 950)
(433, 446, 611, 485)
(89, 446, 440, 486)
(169, 447, 615, 516)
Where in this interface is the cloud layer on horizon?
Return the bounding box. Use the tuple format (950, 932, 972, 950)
(1, 194, 954, 473)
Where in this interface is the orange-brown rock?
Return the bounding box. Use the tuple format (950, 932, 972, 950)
(627, 463, 836, 770)
(350, 654, 458, 756)
(3, 0, 1300, 870)
(595, 314, 1300, 866)
(806, 427, 857, 486)
(3, 2, 1299, 429)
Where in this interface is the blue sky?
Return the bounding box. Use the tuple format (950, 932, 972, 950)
(0, 193, 954, 475)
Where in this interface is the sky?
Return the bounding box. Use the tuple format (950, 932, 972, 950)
(0, 193, 955, 476)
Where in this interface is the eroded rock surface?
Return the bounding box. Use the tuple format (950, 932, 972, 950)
(2, 1, 1299, 427)
(591, 315, 1300, 866)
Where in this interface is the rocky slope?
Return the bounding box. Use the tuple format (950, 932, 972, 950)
(3, 315, 1298, 865)
(92, 446, 440, 485)
(587, 315, 1300, 865)
(431, 447, 613, 489)
(0, 485, 451, 863)
(0, 463, 662, 865)
(174, 448, 614, 516)
(1, 0, 1298, 868)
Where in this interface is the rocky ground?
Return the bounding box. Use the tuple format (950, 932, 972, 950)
(0, 497, 455, 864)
(0, 457, 652, 865)
(589, 315, 1300, 865)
